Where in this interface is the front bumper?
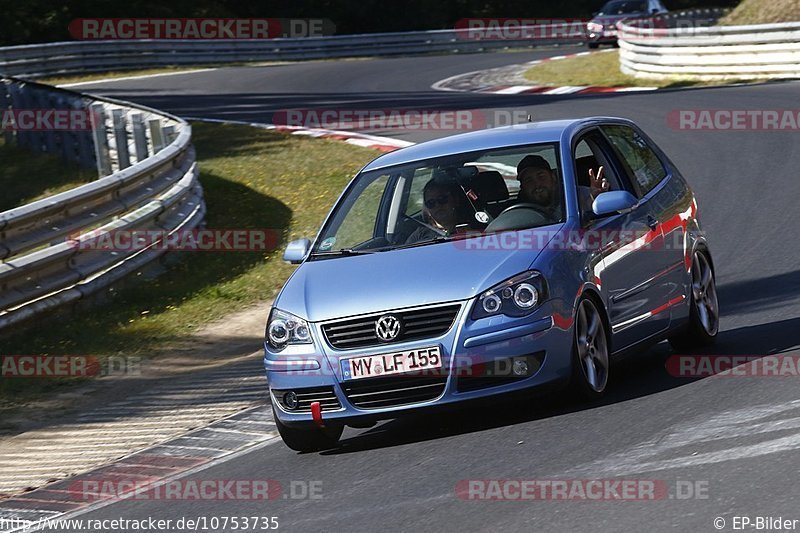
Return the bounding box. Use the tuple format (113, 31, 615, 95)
(586, 28, 618, 43)
(264, 300, 575, 428)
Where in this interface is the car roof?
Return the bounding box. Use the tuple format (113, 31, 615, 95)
(361, 117, 629, 172)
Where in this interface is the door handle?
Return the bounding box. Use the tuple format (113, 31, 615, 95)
(647, 215, 659, 230)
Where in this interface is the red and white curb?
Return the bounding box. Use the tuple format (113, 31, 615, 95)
(432, 49, 658, 95)
(479, 84, 657, 95)
(476, 85, 657, 95)
(0, 407, 280, 533)
(185, 117, 413, 153)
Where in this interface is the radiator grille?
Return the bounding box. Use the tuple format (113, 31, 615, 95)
(322, 304, 460, 350)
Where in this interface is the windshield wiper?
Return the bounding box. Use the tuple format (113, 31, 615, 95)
(309, 248, 375, 258)
(388, 233, 474, 251)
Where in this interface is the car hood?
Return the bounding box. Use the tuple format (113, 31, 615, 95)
(276, 224, 563, 322)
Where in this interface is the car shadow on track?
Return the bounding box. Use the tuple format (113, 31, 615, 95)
(716, 270, 800, 317)
(320, 315, 800, 455)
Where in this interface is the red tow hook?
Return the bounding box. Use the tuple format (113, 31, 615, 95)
(311, 401, 325, 429)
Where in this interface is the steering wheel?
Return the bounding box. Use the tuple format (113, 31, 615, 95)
(498, 203, 552, 219)
(406, 214, 447, 235)
(392, 214, 447, 243)
(485, 203, 551, 233)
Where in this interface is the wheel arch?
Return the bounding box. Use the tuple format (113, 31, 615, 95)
(576, 286, 612, 352)
(692, 238, 715, 276)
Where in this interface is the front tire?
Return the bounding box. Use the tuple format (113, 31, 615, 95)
(570, 297, 611, 399)
(272, 405, 343, 452)
(588, 42, 600, 49)
(669, 250, 719, 350)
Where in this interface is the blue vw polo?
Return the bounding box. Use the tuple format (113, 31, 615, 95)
(264, 117, 719, 451)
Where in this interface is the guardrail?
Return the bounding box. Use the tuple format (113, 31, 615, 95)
(0, 29, 586, 79)
(618, 9, 800, 80)
(0, 77, 205, 331)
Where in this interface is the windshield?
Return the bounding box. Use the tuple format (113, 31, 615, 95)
(598, 0, 647, 15)
(311, 142, 563, 256)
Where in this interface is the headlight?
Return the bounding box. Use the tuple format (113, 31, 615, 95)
(587, 22, 603, 32)
(472, 271, 548, 320)
(266, 308, 312, 351)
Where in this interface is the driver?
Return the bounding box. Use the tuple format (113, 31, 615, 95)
(405, 178, 471, 243)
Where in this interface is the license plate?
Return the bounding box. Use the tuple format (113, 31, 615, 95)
(341, 346, 442, 380)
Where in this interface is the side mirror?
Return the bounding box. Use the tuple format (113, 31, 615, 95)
(592, 191, 639, 217)
(651, 8, 659, 13)
(283, 239, 311, 264)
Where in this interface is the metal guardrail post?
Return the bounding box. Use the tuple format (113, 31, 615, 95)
(7, 82, 29, 150)
(19, 83, 40, 151)
(75, 98, 95, 169)
(90, 102, 112, 176)
(39, 88, 60, 154)
(131, 113, 149, 162)
(162, 125, 176, 145)
(0, 80, 12, 146)
(54, 93, 76, 164)
(112, 108, 131, 169)
(148, 118, 165, 153)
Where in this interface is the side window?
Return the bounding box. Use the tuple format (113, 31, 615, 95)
(574, 137, 623, 192)
(573, 133, 628, 222)
(405, 168, 434, 215)
(334, 174, 390, 249)
(603, 125, 667, 197)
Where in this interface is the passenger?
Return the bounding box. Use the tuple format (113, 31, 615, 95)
(406, 178, 472, 243)
(587, 165, 611, 197)
(516, 155, 609, 219)
(515, 155, 565, 220)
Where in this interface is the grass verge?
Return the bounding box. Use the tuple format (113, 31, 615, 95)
(523, 50, 745, 89)
(41, 62, 300, 86)
(720, 0, 800, 25)
(0, 122, 378, 405)
(0, 137, 96, 211)
(41, 67, 222, 86)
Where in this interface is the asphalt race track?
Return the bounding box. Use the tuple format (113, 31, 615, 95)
(60, 45, 800, 532)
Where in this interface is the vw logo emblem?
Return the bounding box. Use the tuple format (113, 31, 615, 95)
(375, 314, 402, 342)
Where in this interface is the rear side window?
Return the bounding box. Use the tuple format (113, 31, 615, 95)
(602, 125, 667, 197)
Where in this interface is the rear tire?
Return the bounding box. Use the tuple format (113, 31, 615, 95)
(272, 405, 343, 452)
(669, 250, 719, 351)
(569, 297, 611, 400)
